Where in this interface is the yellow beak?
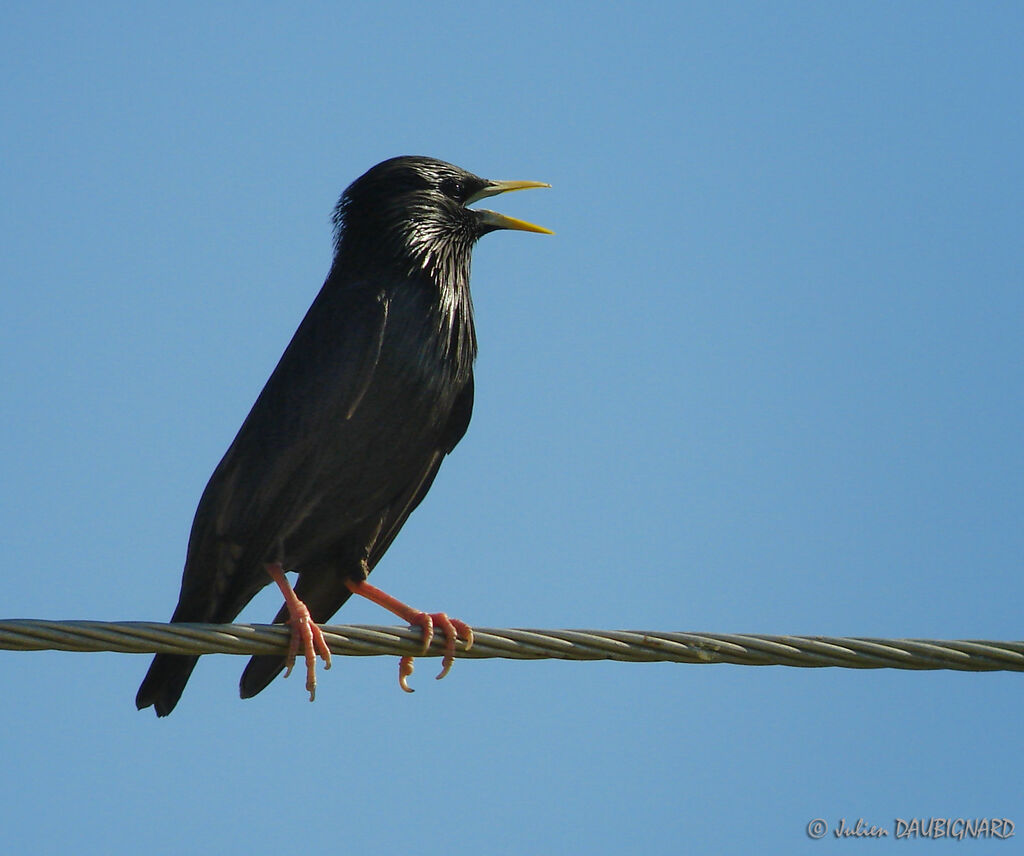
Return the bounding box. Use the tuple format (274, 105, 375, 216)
(469, 179, 553, 235)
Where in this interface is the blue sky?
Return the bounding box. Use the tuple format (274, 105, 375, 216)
(2, 2, 1022, 853)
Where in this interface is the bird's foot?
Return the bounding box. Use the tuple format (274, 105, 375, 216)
(345, 578, 473, 692)
(282, 599, 333, 701)
(400, 611, 474, 691)
(266, 563, 332, 701)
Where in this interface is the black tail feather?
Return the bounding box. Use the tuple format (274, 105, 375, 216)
(136, 654, 201, 717)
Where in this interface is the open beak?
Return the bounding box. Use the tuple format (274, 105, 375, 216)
(469, 179, 553, 235)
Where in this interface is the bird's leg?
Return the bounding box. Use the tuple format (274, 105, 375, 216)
(265, 563, 332, 701)
(344, 578, 474, 692)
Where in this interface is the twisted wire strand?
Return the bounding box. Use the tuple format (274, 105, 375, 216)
(1, 619, 1023, 672)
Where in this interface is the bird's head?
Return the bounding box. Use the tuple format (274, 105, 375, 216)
(332, 156, 551, 280)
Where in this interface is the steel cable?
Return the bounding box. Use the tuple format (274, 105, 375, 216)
(2, 620, 1022, 672)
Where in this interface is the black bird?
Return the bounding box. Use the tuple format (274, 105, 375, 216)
(136, 156, 550, 716)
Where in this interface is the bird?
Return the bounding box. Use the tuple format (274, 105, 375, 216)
(136, 155, 550, 716)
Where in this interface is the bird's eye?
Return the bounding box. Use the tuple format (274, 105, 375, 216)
(439, 177, 465, 200)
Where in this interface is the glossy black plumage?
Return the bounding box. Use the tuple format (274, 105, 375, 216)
(136, 156, 549, 715)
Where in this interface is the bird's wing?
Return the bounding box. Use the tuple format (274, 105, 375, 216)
(174, 279, 391, 622)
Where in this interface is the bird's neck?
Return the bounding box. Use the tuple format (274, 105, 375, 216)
(431, 261, 477, 377)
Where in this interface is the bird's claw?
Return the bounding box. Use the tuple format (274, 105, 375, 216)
(400, 611, 473, 690)
(282, 600, 332, 702)
(398, 656, 415, 693)
(408, 610, 435, 654)
(436, 617, 473, 680)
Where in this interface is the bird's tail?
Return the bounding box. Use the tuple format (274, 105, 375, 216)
(238, 571, 353, 699)
(136, 653, 201, 717)
(136, 586, 219, 716)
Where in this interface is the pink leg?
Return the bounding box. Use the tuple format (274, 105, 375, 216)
(266, 563, 332, 701)
(344, 578, 474, 692)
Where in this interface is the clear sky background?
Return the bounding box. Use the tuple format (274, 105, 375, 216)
(2, 3, 1022, 853)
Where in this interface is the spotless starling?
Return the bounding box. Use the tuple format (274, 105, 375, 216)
(136, 156, 550, 716)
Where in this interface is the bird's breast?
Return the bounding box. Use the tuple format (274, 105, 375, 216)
(309, 289, 470, 499)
